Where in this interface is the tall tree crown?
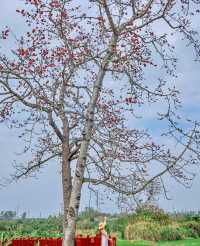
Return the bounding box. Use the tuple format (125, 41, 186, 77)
(0, 0, 200, 209)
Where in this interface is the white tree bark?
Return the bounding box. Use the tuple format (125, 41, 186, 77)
(62, 142, 72, 232)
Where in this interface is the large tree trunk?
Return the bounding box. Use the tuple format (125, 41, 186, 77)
(62, 142, 72, 232)
(60, 112, 73, 246)
(63, 35, 117, 246)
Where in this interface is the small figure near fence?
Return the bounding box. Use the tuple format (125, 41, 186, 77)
(98, 217, 110, 246)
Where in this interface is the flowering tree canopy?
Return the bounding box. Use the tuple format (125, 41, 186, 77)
(0, 0, 200, 245)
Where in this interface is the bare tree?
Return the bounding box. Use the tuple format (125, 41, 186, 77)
(0, 0, 200, 245)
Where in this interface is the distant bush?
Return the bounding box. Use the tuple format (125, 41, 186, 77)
(109, 216, 129, 239)
(173, 212, 200, 222)
(124, 221, 200, 242)
(159, 226, 186, 241)
(133, 204, 172, 225)
(124, 222, 161, 241)
(0, 224, 7, 231)
(182, 221, 200, 237)
(77, 218, 98, 230)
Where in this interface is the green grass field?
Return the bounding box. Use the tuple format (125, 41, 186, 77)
(117, 238, 200, 246)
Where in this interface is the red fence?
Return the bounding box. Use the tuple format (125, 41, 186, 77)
(6, 235, 116, 246)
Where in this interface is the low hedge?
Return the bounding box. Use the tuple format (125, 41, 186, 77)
(182, 221, 200, 237)
(124, 221, 200, 242)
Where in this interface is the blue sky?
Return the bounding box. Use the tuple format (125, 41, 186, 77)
(0, 0, 200, 217)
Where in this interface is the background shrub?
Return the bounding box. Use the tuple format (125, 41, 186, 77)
(124, 222, 161, 241)
(182, 221, 200, 237)
(159, 226, 185, 241)
(133, 204, 172, 225)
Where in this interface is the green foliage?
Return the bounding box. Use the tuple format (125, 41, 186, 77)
(159, 226, 186, 241)
(117, 239, 154, 246)
(0, 231, 13, 246)
(0, 207, 200, 244)
(109, 216, 129, 239)
(181, 221, 200, 237)
(172, 211, 200, 223)
(124, 221, 161, 241)
(134, 205, 172, 225)
(0, 224, 7, 231)
(124, 220, 200, 242)
(0, 218, 64, 240)
(184, 214, 200, 222)
(77, 208, 100, 231)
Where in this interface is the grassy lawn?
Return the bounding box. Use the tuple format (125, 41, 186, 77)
(117, 240, 154, 246)
(157, 239, 200, 246)
(117, 238, 200, 246)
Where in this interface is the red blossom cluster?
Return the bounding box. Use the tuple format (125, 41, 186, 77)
(18, 48, 29, 57)
(49, 0, 61, 8)
(26, 0, 41, 6)
(125, 97, 137, 104)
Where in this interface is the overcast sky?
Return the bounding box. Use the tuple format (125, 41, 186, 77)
(0, 0, 200, 218)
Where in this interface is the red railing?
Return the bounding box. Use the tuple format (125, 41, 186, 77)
(4, 235, 116, 246)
